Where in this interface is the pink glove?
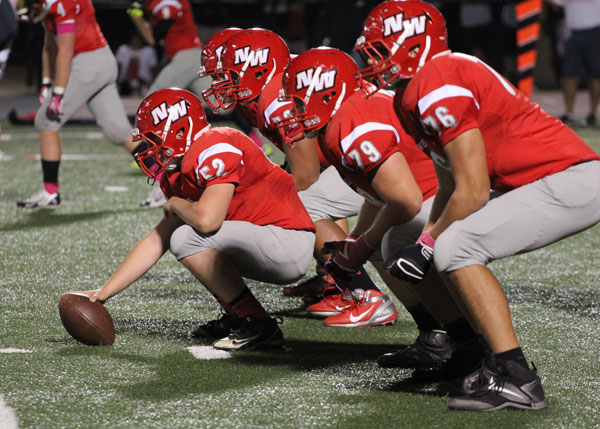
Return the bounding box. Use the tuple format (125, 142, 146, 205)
(322, 234, 376, 272)
(46, 92, 64, 122)
(39, 83, 52, 104)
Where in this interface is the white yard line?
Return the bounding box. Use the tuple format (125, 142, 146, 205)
(187, 346, 231, 360)
(0, 395, 18, 429)
(0, 349, 32, 353)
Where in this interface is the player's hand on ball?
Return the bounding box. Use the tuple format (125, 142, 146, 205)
(46, 92, 64, 122)
(385, 232, 435, 284)
(322, 234, 375, 272)
(73, 289, 107, 303)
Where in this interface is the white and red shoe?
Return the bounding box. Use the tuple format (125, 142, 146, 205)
(323, 289, 397, 327)
(306, 287, 354, 318)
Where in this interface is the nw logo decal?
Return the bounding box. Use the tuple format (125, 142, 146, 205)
(383, 13, 427, 38)
(295, 68, 337, 92)
(234, 46, 270, 67)
(150, 100, 189, 126)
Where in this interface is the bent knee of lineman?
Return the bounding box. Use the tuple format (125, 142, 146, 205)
(101, 123, 132, 145)
(433, 221, 490, 273)
(170, 224, 213, 261)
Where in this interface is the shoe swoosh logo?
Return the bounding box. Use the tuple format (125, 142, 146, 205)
(334, 304, 351, 311)
(349, 306, 376, 323)
(231, 334, 260, 347)
(488, 377, 530, 401)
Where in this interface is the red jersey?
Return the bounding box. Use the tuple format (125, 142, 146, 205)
(256, 73, 330, 168)
(42, 0, 106, 56)
(146, 0, 201, 59)
(160, 126, 315, 231)
(322, 90, 437, 205)
(396, 52, 600, 191)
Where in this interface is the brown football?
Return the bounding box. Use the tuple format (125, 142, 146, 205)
(58, 292, 115, 345)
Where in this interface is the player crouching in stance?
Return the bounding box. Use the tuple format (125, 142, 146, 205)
(357, 0, 600, 411)
(80, 88, 315, 350)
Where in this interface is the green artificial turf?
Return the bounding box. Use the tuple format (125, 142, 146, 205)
(0, 123, 599, 428)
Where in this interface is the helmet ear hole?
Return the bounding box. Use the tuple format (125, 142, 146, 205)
(322, 95, 332, 105)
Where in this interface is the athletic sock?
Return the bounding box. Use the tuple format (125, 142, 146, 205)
(444, 317, 478, 341)
(406, 304, 441, 331)
(330, 266, 380, 292)
(227, 287, 269, 319)
(42, 160, 60, 193)
(495, 347, 528, 369)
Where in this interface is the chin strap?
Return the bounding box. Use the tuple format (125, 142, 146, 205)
(418, 35, 431, 71)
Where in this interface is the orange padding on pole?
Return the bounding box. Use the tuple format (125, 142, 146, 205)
(517, 22, 541, 47)
(517, 50, 537, 71)
(516, 0, 542, 20)
(518, 76, 534, 98)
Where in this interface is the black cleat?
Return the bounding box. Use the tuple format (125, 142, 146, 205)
(378, 330, 454, 369)
(282, 265, 336, 298)
(190, 313, 240, 340)
(212, 316, 284, 351)
(448, 360, 548, 411)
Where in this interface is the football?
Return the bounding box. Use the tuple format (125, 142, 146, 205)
(58, 292, 115, 345)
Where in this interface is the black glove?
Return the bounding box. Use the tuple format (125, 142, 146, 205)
(385, 241, 433, 284)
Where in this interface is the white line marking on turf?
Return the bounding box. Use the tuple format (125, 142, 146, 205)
(0, 348, 33, 353)
(0, 395, 18, 429)
(1, 131, 106, 141)
(26, 154, 129, 161)
(104, 186, 129, 192)
(187, 346, 231, 360)
(0, 151, 12, 161)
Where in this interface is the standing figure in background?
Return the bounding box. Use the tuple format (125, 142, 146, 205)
(115, 32, 158, 96)
(15, 0, 144, 209)
(548, 0, 600, 127)
(127, 0, 204, 208)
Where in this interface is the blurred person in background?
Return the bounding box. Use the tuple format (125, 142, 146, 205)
(547, 0, 600, 127)
(115, 32, 157, 96)
(15, 0, 145, 209)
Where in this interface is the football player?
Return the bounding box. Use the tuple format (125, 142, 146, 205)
(198, 26, 271, 154)
(126, 0, 204, 208)
(278, 47, 481, 363)
(15, 0, 144, 209)
(209, 28, 397, 327)
(356, 0, 600, 411)
(80, 88, 316, 350)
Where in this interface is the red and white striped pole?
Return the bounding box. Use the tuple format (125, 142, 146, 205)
(516, 0, 543, 98)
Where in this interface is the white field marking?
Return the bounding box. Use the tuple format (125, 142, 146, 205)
(0, 348, 33, 353)
(0, 151, 12, 161)
(187, 346, 231, 360)
(25, 154, 129, 161)
(104, 186, 129, 192)
(0, 395, 18, 429)
(1, 131, 104, 141)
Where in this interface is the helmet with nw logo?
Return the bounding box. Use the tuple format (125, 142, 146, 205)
(133, 88, 209, 178)
(277, 47, 359, 144)
(207, 28, 290, 111)
(355, 0, 448, 95)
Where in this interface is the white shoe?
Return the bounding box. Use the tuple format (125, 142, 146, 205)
(140, 182, 166, 208)
(17, 188, 61, 209)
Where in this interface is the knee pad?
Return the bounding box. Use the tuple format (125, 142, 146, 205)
(433, 222, 488, 273)
(101, 123, 132, 145)
(34, 107, 61, 131)
(170, 225, 199, 260)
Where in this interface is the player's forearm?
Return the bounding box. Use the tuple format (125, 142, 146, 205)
(99, 218, 177, 300)
(131, 16, 155, 46)
(168, 197, 224, 235)
(351, 200, 382, 236)
(42, 38, 56, 80)
(429, 188, 488, 240)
